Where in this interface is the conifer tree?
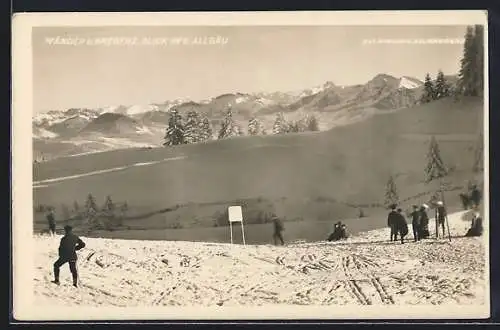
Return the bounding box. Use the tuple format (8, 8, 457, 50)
(184, 111, 202, 144)
(103, 195, 116, 215)
(435, 70, 450, 99)
(120, 201, 129, 218)
(421, 73, 435, 103)
(73, 201, 80, 214)
(272, 112, 288, 134)
(248, 116, 263, 136)
(425, 136, 448, 182)
(218, 107, 240, 139)
(61, 204, 70, 220)
(199, 117, 213, 142)
(473, 25, 484, 97)
(473, 133, 484, 173)
(384, 175, 399, 208)
(457, 26, 477, 96)
(306, 115, 319, 132)
(84, 193, 98, 218)
(163, 109, 185, 146)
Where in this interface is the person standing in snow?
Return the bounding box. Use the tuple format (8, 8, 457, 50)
(396, 208, 409, 244)
(272, 215, 285, 246)
(47, 209, 56, 236)
(52, 225, 86, 288)
(387, 204, 399, 242)
(410, 205, 421, 242)
(419, 204, 430, 239)
(435, 201, 447, 238)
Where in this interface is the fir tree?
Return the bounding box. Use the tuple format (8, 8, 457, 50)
(73, 201, 80, 214)
(163, 109, 185, 146)
(306, 115, 319, 132)
(248, 117, 263, 136)
(457, 26, 477, 96)
(218, 107, 240, 139)
(473, 25, 484, 97)
(435, 70, 450, 99)
(120, 202, 129, 218)
(473, 133, 484, 173)
(288, 121, 300, 133)
(84, 193, 98, 218)
(184, 111, 202, 144)
(102, 195, 116, 215)
(198, 117, 213, 142)
(425, 136, 448, 182)
(421, 73, 435, 103)
(272, 112, 288, 134)
(61, 204, 70, 220)
(384, 175, 399, 208)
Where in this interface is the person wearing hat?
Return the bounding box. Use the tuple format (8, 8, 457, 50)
(396, 208, 409, 244)
(387, 204, 399, 242)
(272, 214, 285, 246)
(410, 205, 421, 242)
(52, 225, 86, 287)
(419, 204, 430, 239)
(436, 201, 447, 238)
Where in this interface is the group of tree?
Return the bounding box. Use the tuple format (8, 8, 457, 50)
(55, 194, 129, 231)
(271, 112, 319, 135)
(164, 109, 213, 146)
(420, 70, 451, 103)
(164, 107, 322, 146)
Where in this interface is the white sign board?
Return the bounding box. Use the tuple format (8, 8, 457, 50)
(228, 206, 246, 245)
(228, 206, 243, 223)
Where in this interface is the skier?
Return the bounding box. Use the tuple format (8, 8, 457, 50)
(47, 209, 56, 236)
(52, 225, 86, 288)
(272, 215, 285, 246)
(419, 204, 430, 239)
(387, 204, 399, 242)
(436, 201, 447, 238)
(410, 205, 421, 242)
(396, 208, 409, 244)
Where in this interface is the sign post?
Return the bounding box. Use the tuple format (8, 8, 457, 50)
(228, 206, 246, 245)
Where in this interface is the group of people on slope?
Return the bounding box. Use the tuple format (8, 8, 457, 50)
(388, 201, 448, 244)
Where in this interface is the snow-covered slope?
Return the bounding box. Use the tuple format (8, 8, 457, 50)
(31, 210, 486, 313)
(399, 76, 424, 90)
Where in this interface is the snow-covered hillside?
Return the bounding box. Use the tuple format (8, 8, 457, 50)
(399, 76, 424, 90)
(31, 210, 486, 314)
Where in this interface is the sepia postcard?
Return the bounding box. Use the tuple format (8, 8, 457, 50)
(11, 10, 489, 321)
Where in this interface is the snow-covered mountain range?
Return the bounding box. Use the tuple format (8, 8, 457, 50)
(33, 74, 428, 160)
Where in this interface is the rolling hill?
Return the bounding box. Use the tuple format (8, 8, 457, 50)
(33, 96, 484, 243)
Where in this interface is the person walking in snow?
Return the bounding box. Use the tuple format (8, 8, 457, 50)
(47, 209, 56, 236)
(396, 208, 409, 244)
(387, 204, 399, 242)
(52, 225, 86, 288)
(272, 215, 285, 246)
(410, 205, 421, 242)
(435, 201, 447, 238)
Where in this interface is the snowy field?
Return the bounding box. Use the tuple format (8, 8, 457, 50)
(26, 210, 488, 319)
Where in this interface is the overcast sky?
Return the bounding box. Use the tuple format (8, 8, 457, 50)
(32, 25, 467, 113)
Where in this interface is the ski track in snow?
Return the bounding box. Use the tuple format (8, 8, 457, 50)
(33, 156, 187, 186)
(33, 211, 486, 307)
